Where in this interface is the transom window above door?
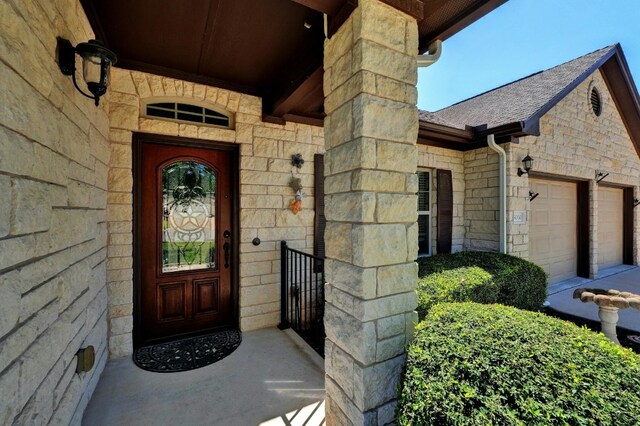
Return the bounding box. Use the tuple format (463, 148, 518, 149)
(143, 99, 233, 129)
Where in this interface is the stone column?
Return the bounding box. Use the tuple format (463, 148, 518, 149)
(322, 1, 419, 424)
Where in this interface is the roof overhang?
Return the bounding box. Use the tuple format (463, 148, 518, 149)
(420, 44, 640, 154)
(81, 0, 507, 126)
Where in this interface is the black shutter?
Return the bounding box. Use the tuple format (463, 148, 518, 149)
(314, 154, 325, 259)
(436, 169, 453, 254)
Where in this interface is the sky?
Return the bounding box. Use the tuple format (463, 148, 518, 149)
(417, 0, 640, 112)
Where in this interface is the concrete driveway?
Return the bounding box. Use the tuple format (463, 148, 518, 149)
(547, 266, 640, 332)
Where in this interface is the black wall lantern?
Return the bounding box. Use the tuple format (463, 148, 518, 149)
(517, 154, 534, 176)
(57, 38, 117, 106)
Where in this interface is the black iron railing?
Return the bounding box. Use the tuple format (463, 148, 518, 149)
(279, 241, 325, 357)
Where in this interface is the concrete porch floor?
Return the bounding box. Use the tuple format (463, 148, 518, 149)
(547, 266, 640, 332)
(82, 329, 325, 426)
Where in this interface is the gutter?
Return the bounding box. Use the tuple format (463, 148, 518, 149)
(487, 134, 507, 253)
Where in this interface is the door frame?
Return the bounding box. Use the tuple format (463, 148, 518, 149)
(132, 132, 240, 348)
(599, 182, 634, 265)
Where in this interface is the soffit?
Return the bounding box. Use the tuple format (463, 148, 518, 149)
(81, 0, 506, 125)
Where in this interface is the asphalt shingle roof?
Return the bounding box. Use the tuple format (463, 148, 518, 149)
(420, 45, 617, 130)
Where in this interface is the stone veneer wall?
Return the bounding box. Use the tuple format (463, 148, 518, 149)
(0, 1, 110, 424)
(106, 68, 324, 357)
(507, 70, 640, 273)
(463, 147, 500, 251)
(417, 145, 465, 253)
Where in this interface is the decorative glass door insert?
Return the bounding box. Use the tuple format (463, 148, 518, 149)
(162, 161, 216, 273)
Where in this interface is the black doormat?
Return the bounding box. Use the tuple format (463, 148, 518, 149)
(133, 330, 242, 373)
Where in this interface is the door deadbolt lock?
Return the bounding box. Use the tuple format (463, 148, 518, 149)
(223, 230, 231, 238)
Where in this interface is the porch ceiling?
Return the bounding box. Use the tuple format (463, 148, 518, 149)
(81, 0, 507, 126)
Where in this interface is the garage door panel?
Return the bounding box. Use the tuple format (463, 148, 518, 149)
(597, 186, 623, 269)
(529, 179, 577, 284)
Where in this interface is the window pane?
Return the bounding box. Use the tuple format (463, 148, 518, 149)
(147, 106, 175, 119)
(177, 112, 205, 123)
(162, 161, 216, 273)
(204, 108, 227, 118)
(204, 116, 229, 126)
(418, 214, 430, 255)
(178, 103, 203, 114)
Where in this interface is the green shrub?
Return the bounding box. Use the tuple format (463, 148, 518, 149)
(417, 251, 546, 318)
(398, 303, 640, 426)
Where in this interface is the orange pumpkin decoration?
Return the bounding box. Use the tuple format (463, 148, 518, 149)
(290, 199, 302, 214)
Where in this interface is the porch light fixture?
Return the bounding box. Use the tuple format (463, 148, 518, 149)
(57, 38, 117, 106)
(517, 155, 534, 176)
(529, 191, 539, 202)
(595, 170, 609, 183)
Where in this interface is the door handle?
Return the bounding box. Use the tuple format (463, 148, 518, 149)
(223, 242, 230, 268)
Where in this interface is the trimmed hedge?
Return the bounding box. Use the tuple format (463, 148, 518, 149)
(416, 251, 546, 318)
(398, 303, 640, 425)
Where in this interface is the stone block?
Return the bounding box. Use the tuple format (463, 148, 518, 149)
(353, 39, 417, 85)
(353, 93, 418, 143)
(325, 223, 353, 263)
(326, 101, 353, 149)
(376, 313, 406, 340)
(353, 291, 417, 322)
(139, 118, 179, 135)
(109, 333, 133, 358)
(0, 175, 10, 238)
(376, 262, 417, 297)
(376, 334, 405, 361)
(377, 141, 417, 173)
(109, 102, 138, 131)
(108, 168, 133, 193)
(111, 69, 137, 94)
(240, 311, 279, 331)
(326, 192, 376, 223)
(353, 354, 405, 410)
(10, 178, 52, 235)
(352, 169, 406, 192)
(376, 193, 417, 223)
(325, 259, 377, 300)
(240, 209, 276, 228)
(324, 303, 377, 365)
(325, 172, 352, 194)
(352, 224, 407, 267)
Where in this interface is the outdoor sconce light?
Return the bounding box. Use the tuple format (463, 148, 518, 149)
(57, 38, 117, 106)
(595, 170, 609, 183)
(529, 191, 539, 202)
(517, 155, 534, 176)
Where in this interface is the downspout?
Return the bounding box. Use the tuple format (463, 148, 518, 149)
(487, 134, 507, 254)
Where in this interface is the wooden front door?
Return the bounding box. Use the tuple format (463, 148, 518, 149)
(139, 141, 234, 344)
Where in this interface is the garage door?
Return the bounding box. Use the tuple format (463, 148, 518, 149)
(529, 179, 577, 284)
(597, 186, 623, 269)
